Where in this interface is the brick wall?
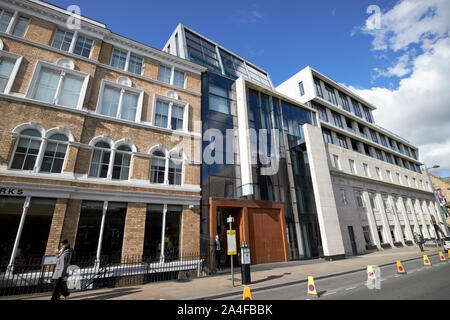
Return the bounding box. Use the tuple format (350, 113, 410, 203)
(45, 198, 68, 255)
(181, 205, 200, 254)
(0, 12, 203, 261)
(121, 202, 147, 257)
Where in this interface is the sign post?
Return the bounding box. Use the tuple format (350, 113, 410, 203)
(226, 215, 236, 287)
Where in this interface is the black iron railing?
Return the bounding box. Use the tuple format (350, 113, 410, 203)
(0, 250, 217, 297)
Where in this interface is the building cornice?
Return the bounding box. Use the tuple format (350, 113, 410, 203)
(330, 169, 434, 198)
(0, 180, 201, 205)
(2, 0, 207, 75)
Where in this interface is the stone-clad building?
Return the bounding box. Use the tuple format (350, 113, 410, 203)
(0, 0, 206, 270)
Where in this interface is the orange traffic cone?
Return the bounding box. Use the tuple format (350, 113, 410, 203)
(307, 276, 318, 297)
(396, 260, 406, 274)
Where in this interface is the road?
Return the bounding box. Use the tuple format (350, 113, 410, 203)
(216, 254, 450, 300)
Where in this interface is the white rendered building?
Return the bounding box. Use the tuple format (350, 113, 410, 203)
(277, 66, 449, 255)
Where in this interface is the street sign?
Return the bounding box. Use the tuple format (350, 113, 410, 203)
(227, 216, 235, 224)
(227, 230, 237, 255)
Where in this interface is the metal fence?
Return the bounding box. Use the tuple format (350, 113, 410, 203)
(0, 250, 218, 297)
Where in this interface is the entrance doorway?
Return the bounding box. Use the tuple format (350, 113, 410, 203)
(209, 198, 289, 266)
(348, 226, 357, 255)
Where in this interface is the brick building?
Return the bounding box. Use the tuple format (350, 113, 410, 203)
(0, 0, 206, 270)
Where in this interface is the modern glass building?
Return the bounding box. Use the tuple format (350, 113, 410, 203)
(163, 24, 340, 262)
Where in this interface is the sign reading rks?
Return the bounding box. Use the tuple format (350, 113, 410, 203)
(0, 188, 24, 195)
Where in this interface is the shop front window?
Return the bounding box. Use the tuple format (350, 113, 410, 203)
(165, 205, 182, 260)
(0, 197, 55, 269)
(0, 197, 24, 265)
(74, 201, 127, 261)
(143, 204, 182, 261)
(143, 204, 164, 258)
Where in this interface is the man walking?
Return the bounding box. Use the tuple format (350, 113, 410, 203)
(414, 233, 424, 252)
(214, 234, 222, 271)
(51, 240, 73, 300)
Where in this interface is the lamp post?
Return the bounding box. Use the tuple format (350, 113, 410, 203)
(423, 164, 449, 244)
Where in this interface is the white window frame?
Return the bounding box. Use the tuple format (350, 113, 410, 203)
(0, 8, 30, 38)
(88, 139, 113, 180)
(51, 28, 94, 59)
(38, 133, 70, 174)
(111, 143, 134, 181)
(348, 159, 356, 174)
(375, 167, 381, 180)
(354, 190, 365, 208)
(396, 172, 402, 184)
(96, 79, 144, 123)
(152, 93, 189, 132)
(149, 145, 185, 187)
(9, 123, 74, 174)
(87, 137, 136, 182)
(158, 64, 186, 89)
(363, 163, 370, 177)
(26, 60, 89, 110)
(109, 47, 144, 76)
(404, 175, 410, 187)
(9, 128, 43, 172)
(386, 170, 392, 182)
(332, 154, 340, 170)
(0, 49, 22, 94)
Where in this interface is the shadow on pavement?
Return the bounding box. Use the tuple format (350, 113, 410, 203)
(70, 288, 142, 300)
(250, 274, 285, 285)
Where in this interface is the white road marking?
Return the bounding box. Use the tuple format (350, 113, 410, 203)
(345, 286, 357, 290)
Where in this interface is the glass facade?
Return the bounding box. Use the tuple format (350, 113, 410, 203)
(199, 70, 319, 260)
(184, 29, 271, 87)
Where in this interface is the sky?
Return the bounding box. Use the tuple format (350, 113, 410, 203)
(53, 0, 450, 177)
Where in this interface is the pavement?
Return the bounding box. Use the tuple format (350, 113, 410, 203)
(2, 245, 446, 300)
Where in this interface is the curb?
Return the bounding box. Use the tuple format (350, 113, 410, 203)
(191, 252, 441, 300)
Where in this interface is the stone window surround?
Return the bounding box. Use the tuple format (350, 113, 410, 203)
(51, 27, 94, 59)
(95, 78, 144, 123)
(87, 135, 137, 181)
(9, 122, 74, 174)
(0, 46, 23, 94)
(149, 144, 187, 187)
(25, 59, 90, 110)
(158, 63, 186, 89)
(0, 7, 30, 37)
(109, 47, 144, 76)
(151, 93, 189, 133)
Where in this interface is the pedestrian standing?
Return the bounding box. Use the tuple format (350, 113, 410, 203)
(214, 234, 222, 271)
(51, 240, 73, 300)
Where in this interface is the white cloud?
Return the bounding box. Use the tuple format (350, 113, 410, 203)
(373, 53, 412, 79)
(350, 0, 450, 176)
(361, 0, 450, 51)
(237, 4, 263, 24)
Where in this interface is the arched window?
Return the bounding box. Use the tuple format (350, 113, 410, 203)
(168, 150, 183, 186)
(10, 129, 42, 170)
(88, 141, 111, 178)
(150, 150, 166, 184)
(112, 145, 132, 180)
(168, 159, 182, 185)
(40, 133, 68, 173)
